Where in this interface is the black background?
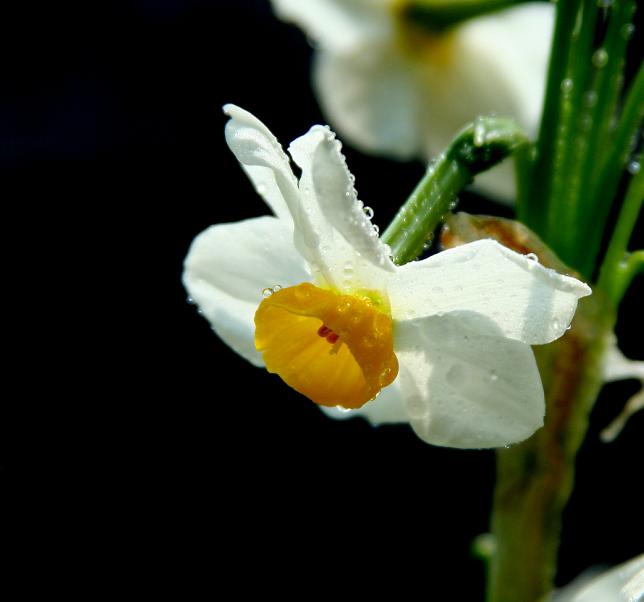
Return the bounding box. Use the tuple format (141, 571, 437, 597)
(2, 0, 642, 596)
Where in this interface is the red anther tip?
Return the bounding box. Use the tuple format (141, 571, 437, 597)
(317, 325, 332, 337)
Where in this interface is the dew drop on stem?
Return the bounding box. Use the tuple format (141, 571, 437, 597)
(592, 48, 609, 68)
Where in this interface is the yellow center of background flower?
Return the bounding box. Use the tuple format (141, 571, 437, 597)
(392, 0, 456, 68)
(254, 283, 399, 408)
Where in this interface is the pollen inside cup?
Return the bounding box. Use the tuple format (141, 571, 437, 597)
(254, 283, 399, 409)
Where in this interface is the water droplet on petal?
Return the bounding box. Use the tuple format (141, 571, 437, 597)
(272, 284, 282, 292)
(526, 253, 539, 262)
(186, 296, 195, 305)
(363, 206, 374, 219)
(372, 224, 379, 234)
(262, 288, 273, 298)
(560, 78, 573, 93)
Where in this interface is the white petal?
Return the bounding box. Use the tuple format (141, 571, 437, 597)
(394, 312, 544, 449)
(389, 239, 591, 345)
(600, 389, 644, 443)
(287, 124, 396, 291)
(313, 45, 425, 160)
(223, 104, 299, 223)
(309, 3, 553, 201)
(183, 216, 310, 366)
(426, 3, 554, 148)
(473, 160, 516, 205)
(552, 554, 644, 602)
(271, 0, 391, 54)
(416, 4, 553, 200)
(603, 335, 644, 383)
(320, 380, 407, 425)
(600, 335, 644, 441)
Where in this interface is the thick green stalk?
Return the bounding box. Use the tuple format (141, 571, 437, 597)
(521, 0, 582, 235)
(488, 293, 616, 602)
(580, 60, 644, 277)
(441, 215, 619, 602)
(382, 118, 527, 264)
(545, 0, 598, 263)
(573, 0, 638, 275)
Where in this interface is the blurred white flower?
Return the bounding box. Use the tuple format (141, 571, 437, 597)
(271, 0, 554, 202)
(550, 554, 644, 602)
(183, 105, 590, 448)
(600, 335, 644, 442)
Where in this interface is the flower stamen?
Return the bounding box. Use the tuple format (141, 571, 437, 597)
(317, 324, 340, 344)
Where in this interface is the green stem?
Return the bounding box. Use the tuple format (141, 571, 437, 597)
(580, 0, 635, 196)
(597, 167, 644, 303)
(614, 250, 644, 301)
(521, 0, 582, 235)
(382, 118, 528, 265)
(513, 142, 533, 209)
(545, 0, 598, 264)
(402, 0, 536, 32)
(614, 249, 644, 302)
(580, 59, 644, 276)
(488, 294, 616, 602)
(381, 157, 470, 265)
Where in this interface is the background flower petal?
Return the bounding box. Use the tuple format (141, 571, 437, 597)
(394, 312, 545, 449)
(183, 216, 310, 366)
(303, 3, 553, 202)
(314, 44, 425, 160)
(457, 3, 554, 140)
(271, 0, 391, 54)
(389, 239, 591, 345)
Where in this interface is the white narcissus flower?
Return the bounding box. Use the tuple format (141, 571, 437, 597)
(270, 0, 554, 201)
(183, 105, 591, 449)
